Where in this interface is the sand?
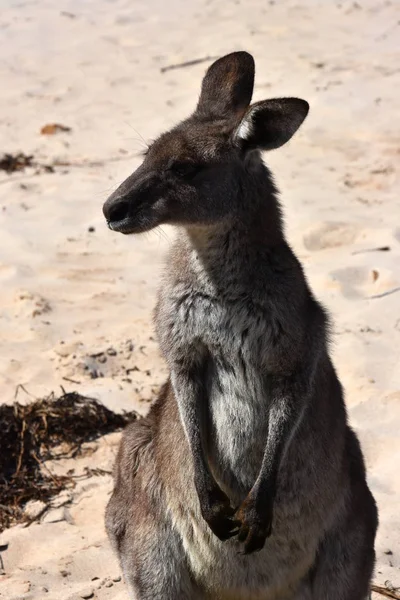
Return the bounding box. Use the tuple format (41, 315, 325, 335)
(0, 0, 399, 598)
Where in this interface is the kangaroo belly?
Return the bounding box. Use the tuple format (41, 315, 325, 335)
(207, 362, 268, 497)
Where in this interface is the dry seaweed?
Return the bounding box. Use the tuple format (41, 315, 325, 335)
(372, 584, 400, 599)
(0, 153, 34, 173)
(0, 152, 54, 175)
(0, 391, 136, 531)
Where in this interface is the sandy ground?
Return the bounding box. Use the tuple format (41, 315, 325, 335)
(0, 0, 399, 598)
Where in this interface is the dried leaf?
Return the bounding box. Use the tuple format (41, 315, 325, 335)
(40, 123, 72, 135)
(372, 269, 379, 282)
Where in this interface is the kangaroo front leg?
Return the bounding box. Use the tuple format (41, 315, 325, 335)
(171, 362, 240, 542)
(236, 373, 308, 554)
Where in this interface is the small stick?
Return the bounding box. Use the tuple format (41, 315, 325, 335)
(352, 246, 391, 255)
(0, 503, 22, 515)
(371, 584, 400, 599)
(14, 383, 34, 400)
(369, 286, 400, 300)
(31, 452, 63, 488)
(62, 376, 81, 385)
(15, 420, 27, 477)
(23, 503, 49, 527)
(160, 56, 218, 74)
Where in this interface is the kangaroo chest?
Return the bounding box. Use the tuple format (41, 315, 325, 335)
(171, 287, 270, 493)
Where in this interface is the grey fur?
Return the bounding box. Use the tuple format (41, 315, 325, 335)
(103, 52, 378, 599)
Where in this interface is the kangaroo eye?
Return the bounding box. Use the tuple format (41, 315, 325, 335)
(169, 161, 199, 178)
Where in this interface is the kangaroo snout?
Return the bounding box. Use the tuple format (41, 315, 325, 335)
(103, 176, 138, 234)
(103, 170, 164, 234)
(103, 196, 130, 227)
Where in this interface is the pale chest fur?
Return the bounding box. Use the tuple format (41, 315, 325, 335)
(157, 250, 273, 497)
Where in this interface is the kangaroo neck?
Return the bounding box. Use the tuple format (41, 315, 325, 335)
(182, 194, 285, 272)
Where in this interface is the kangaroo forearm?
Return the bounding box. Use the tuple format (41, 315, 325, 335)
(171, 369, 213, 487)
(233, 374, 311, 553)
(255, 387, 307, 498)
(170, 367, 237, 540)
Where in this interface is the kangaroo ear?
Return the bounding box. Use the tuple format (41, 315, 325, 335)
(196, 52, 255, 119)
(234, 98, 309, 151)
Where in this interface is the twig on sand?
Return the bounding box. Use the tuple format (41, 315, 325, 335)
(352, 246, 391, 255)
(160, 55, 218, 73)
(14, 383, 34, 400)
(62, 376, 81, 385)
(371, 583, 400, 599)
(369, 286, 400, 300)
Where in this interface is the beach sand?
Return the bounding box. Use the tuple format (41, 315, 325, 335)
(0, 0, 399, 598)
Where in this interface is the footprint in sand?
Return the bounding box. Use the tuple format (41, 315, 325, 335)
(52, 336, 167, 401)
(329, 266, 398, 299)
(303, 221, 362, 251)
(14, 290, 52, 318)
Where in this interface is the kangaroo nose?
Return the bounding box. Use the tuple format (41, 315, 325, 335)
(103, 197, 130, 224)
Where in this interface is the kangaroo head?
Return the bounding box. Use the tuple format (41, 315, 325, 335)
(103, 51, 309, 234)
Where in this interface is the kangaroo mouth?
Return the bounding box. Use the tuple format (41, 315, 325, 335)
(107, 216, 138, 235)
(107, 212, 157, 235)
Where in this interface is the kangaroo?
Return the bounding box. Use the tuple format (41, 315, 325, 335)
(103, 52, 378, 600)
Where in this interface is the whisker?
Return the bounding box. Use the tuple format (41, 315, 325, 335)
(122, 122, 149, 150)
(155, 226, 172, 245)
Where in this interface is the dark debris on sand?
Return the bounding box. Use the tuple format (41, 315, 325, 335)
(0, 391, 136, 532)
(0, 152, 56, 175)
(0, 153, 34, 174)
